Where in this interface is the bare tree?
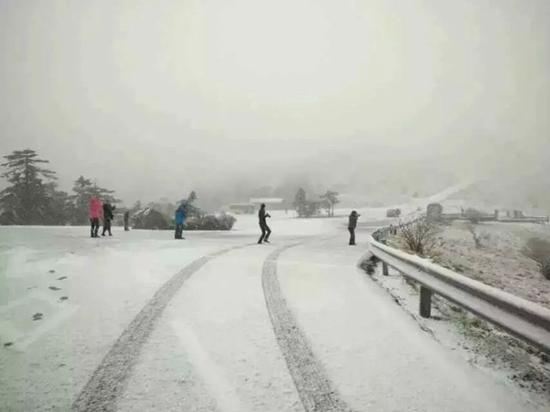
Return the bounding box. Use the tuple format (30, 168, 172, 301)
(398, 219, 439, 257)
(467, 223, 482, 248)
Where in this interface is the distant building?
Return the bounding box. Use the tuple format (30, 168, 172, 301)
(249, 198, 285, 210)
(228, 203, 255, 214)
(426, 203, 443, 221)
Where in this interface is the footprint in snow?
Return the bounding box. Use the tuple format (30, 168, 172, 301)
(32, 313, 43, 321)
(59, 296, 69, 302)
(49, 269, 56, 273)
(56, 276, 67, 280)
(4, 342, 14, 348)
(49, 286, 61, 291)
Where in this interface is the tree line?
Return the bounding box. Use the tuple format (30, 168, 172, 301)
(0, 149, 119, 225)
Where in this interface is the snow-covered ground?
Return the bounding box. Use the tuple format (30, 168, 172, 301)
(1, 189, 547, 412)
(431, 221, 550, 309)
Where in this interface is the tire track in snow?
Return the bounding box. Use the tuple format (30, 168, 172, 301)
(72, 244, 250, 412)
(262, 245, 353, 412)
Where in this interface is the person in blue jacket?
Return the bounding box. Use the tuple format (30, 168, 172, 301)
(175, 204, 186, 239)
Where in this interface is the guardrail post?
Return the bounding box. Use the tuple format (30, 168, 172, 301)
(380, 239, 389, 276)
(419, 286, 432, 318)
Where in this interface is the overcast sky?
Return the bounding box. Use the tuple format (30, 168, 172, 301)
(1, 0, 548, 204)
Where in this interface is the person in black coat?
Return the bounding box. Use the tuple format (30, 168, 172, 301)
(102, 203, 115, 236)
(258, 204, 272, 244)
(348, 210, 360, 245)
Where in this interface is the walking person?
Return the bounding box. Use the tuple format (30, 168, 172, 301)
(102, 202, 114, 236)
(258, 203, 272, 244)
(123, 211, 130, 231)
(89, 196, 102, 238)
(348, 210, 360, 245)
(174, 204, 186, 239)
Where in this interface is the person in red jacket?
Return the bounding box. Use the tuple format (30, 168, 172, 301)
(89, 196, 102, 238)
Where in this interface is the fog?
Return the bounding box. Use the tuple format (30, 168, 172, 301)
(1, 0, 549, 208)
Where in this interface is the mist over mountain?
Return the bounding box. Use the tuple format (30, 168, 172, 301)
(1, 0, 548, 211)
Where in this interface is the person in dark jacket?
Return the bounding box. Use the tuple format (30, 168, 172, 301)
(102, 203, 115, 236)
(123, 211, 130, 231)
(174, 204, 186, 239)
(348, 210, 360, 245)
(258, 204, 271, 244)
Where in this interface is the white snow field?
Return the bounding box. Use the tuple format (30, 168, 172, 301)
(0, 198, 547, 411)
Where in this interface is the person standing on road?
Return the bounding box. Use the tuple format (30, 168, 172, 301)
(102, 202, 114, 236)
(174, 204, 186, 239)
(348, 210, 360, 245)
(89, 196, 102, 238)
(258, 203, 272, 244)
(123, 211, 130, 231)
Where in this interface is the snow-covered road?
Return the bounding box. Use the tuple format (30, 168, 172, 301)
(0, 209, 545, 411)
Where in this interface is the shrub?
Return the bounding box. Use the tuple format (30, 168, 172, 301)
(132, 208, 171, 230)
(386, 208, 401, 218)
(360, 255, 378, 275)
(522, 237, 550, 280)
(467, 223, 490, 248)
(184, 214, 236, 230)
(398, 219, 439, 257)
(464, 208, 485, 224)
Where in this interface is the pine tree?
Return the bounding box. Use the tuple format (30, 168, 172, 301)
(69, 176, 119, 224)
(43, 182, 71, 225)
(293, 188, 307, 217)
(0, 149, 57, 224)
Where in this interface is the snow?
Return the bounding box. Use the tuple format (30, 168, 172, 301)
(0, 226, 221, 410)
(1, 186, 545, 411)
(118, 246, 303, 412)
(427, 221, 550, 309)
(277, 239, 539, 412)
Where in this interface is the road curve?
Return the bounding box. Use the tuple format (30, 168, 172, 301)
(72, 244, 249, 412)
(262, 244, 353, 412)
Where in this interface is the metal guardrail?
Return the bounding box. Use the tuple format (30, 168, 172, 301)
(368, 224, 550, 354)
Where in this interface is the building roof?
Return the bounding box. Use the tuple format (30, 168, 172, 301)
(249, 198, 283, 204)
(229, 203, 255, 208)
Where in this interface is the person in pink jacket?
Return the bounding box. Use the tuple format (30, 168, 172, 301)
(89, 196, 102, 238)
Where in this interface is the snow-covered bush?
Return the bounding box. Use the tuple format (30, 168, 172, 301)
(467, 224, 491, 248)
(464, 208, 484, 224)
(522, 237, 550, 280)
(132, 208, 171, 230)
(184, 214, 236, 230)
(386, 208, 401, 218)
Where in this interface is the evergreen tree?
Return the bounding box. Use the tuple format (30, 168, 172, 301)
(0, 149, 57, 224)
(69, 175, 118, 224)
(293, 188, 307, 217)
(43, 182, 71, 225)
